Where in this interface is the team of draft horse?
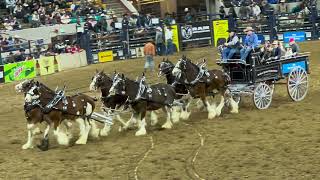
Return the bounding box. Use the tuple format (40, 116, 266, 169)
(16, 56, 239, 151)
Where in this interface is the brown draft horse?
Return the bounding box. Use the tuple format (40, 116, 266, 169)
(89, 70, 129, 136)
(172, 56, 239, 119)
(16, 80, 99, 151)
(109, 73, 178, 136)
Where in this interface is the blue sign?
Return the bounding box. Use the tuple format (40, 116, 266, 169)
(282, 61, 306, 75)
(283, 31, 306, 43)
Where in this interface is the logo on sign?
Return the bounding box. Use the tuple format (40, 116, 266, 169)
(14, 66, 24, 78)
(182, 25, 193, 39)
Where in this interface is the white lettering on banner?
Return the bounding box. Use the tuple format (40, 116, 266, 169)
(257, 70, 278, 77)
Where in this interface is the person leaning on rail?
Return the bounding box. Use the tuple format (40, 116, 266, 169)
(222, 29, 240, 61)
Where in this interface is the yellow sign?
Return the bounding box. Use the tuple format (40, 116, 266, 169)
(165, 25, 180, 52)
(36, 56, 56, 76)
(98, 51, 114, 63)
(213, 20, 229, 47)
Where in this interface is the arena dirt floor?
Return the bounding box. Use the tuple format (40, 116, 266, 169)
(0, 41, 319, 180)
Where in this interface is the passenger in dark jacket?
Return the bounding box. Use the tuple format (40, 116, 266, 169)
(271, 41, 282, 59)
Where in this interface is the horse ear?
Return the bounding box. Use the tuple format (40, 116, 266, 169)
(101, 69, 104, 74)
(203, 59, 207, 63)
(142, 72, 145, 77)
(166, 58, 169, 62)
(162, 58, 165, 62)
(36, 81, 40, 86)
(121, 73, 125, 78)
(114, 70, 117, 74)
(95, 69, 99, 73)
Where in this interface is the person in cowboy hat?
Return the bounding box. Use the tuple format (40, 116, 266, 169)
(240, 26, 260, 61)
(222, 29, 240, 61)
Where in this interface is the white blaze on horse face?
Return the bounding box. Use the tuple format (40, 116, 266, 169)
(89, 75, 98, 91)
(25, 86, 39, 103)
(172, 60, 182, 77)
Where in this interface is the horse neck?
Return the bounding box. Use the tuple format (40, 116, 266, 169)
(165, 72, 176, 84)
(125, 78, 139, 100)
(100, 76, 113, 96)
(185, 61, 199, 81)
(38, 84, 56, 103)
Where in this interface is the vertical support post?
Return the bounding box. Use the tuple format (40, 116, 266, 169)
(268, 9, 277, 41)
(310, 5, 318, 40)
(0, 46, 3, 65)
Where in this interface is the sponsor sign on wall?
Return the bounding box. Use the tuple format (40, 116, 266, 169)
(36, 56, 56, 76)
(181, 21, 211, 44)
(283, 31, 306, 43)
(165, 25, 180, 52)
(0, 66, 4, 83)
(212, 20, 229, 47)
(4, 60, 36, 83)
(98, 50, 114, 62)
(282, 61, 307, 75)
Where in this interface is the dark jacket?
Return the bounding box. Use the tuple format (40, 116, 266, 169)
(272, 47, 281, 59)
(226, 35, 240, 49)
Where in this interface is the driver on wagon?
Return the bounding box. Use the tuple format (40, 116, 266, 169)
(222, 29, 240, 61)
(240, 27, 260, 61)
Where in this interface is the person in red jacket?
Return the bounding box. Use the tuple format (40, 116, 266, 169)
(143, 39, 156, 72)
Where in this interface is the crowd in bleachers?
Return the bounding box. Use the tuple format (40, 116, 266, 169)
(219, 0, 316, 20)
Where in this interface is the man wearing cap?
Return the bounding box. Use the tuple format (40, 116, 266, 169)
(222, 30, 240, 61)
(240, 27, 260, 61)
(289, 38, 299, 55)
(144, 39, 156, 72)
(155, 27, 164, 56)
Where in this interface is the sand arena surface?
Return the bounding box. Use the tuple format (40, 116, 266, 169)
(0, 42, 319, 179)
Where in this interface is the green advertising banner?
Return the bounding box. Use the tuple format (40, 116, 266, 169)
(4, 60, 36, 83)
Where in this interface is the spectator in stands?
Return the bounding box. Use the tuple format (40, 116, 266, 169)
(279, 41, 286, 55)
(261, 0, 274, 15)
(6, 0, 16, 15)
(164, 13, 173, 26)
(240, 27, 260, 60)
(271, 41, 282, 59)
(31, 11, 41, 28)
(222, 30, 240, 61)
(185, 12, 193, 23)
(15, 48, 26, 62)
(143, 39, 156, 72)
(261, 41, 273, 60)
(250, 3, 261, 18)
(289, 38, 299, 54)
(278, 0, 288, 14)
(61, 13, 71, 24)
(228, 6, 237, 18)
(239, 5, 250, 19)
(219, 6, 226, 19)
(165, 26, 174, 55)
(14, 4, 24, 19)
(155, 27, 164, 56)
(6, 52, 15, 63)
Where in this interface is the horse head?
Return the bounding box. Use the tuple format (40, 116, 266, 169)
(158, 58, 175, 77)
(15, 79, 35, 93)
(24, 81, 41, 103)
(90, 69, 110, 91)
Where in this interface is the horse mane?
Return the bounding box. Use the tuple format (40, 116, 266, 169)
(38, 82, 55, 94)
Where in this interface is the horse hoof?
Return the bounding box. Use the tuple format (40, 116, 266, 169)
(37, 144, 49, 151)
(230, 109, 239, 114)
(22, 144, 33, 150)
(75, 139, 87, 145)
(135, 130, 147, 136)
(162, 123, 173, 129)
(180, 111, 191, 120)
(37, 138, 49, 151)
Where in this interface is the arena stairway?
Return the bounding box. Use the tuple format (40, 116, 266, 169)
(107, 0, 138, 17)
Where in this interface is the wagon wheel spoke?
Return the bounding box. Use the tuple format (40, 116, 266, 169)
(287, 67, 308, 102)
